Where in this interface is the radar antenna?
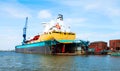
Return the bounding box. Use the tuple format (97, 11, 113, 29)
(57, 14, 63, 21)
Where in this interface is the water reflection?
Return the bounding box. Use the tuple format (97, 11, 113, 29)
(37, 55, 75, 71)
(0, 52, 120, 71)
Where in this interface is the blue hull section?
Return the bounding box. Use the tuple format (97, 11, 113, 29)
(15, 40, 58, 54)
(15, 46, 52, 54)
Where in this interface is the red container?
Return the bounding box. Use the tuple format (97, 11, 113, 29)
(89, 41, 107, 53)
(109, 39, 120, 51)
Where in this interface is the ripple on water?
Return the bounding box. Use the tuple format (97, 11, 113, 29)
(0, 52, 120, 71)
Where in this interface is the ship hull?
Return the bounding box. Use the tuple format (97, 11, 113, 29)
(15, 40, 57, 54)
(15, 46, 51, 54)
(15, 40, 77, 54)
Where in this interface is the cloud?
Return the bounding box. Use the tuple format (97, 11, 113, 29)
(54, 0, 120, 17)
(84, 3, 100, 10)
(106, 8, 120, 17)
(38, 10, 52, 19)
(59, 0, 83, 7)
(77, 32, 120, 42)
(64, 18, 87, 26)
(0, 1, 32, 18)
(65, 18, 86, 23)
(84, 1, 120, 17)
(3, 7, 31, 18)
(0, 35, 21, 50)
(0, 26, 22, 50)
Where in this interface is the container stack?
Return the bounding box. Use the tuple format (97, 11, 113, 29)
(88, 41, 108, 55)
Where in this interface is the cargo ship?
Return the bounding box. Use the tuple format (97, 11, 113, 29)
(15, 14, 89, 55)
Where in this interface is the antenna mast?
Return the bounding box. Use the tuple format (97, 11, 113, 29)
(22, 17, 28, 45)
(57, 14, 63, 21)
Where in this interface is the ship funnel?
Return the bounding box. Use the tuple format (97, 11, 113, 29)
(57, 14, 63, 21)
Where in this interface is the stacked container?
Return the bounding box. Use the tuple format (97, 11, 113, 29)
(89, 41, 107, 54)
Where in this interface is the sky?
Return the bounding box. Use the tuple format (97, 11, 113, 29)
(0, 0, 120, 50)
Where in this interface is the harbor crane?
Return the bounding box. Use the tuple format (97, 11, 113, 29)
(22, 17, 28, 45)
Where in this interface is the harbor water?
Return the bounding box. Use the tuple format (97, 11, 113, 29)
(0, 51, 120, 71)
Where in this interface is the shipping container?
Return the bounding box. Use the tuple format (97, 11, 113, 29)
(109, 39, 120, 52)
(89, 41, 108, 54)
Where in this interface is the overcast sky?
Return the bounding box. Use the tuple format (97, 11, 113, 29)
(0, 0, 120, 50)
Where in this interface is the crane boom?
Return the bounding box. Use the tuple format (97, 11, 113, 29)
(22, 17, 28, 45)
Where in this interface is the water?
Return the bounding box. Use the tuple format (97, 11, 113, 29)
(0, 51, 120, 71)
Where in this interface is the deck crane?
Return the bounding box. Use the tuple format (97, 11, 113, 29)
(22, 17, 28, 45)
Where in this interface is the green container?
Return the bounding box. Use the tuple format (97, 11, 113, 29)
(111, 52, 120, 56)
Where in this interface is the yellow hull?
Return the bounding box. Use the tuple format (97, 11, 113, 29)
(38, 31, 76, 43)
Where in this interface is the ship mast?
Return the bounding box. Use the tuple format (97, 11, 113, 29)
(22, 17, 28, 45)
(57, 14, 63, 21)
